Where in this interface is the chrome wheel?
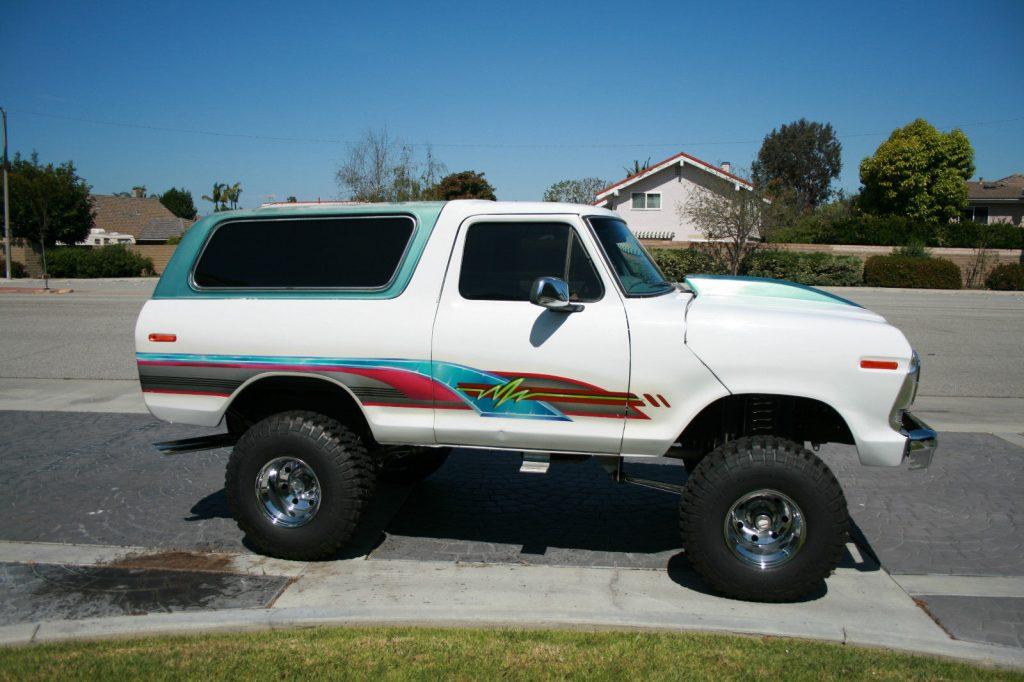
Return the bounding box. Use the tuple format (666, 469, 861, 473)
(255, 456, 321, 528)
(723, 489, 805, 569)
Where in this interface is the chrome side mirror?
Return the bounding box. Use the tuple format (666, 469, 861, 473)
(530, 276, 583, 313)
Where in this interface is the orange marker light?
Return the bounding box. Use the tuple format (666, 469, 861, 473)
(148, 333, 177, 343)
(860, 359, 898, 370)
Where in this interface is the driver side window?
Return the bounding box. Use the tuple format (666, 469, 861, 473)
(459, 222, 603, 302)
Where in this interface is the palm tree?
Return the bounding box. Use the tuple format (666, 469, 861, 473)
(223, 182, 243, 210)
(201, 182, 226, 212)
(623, 158, 651, 177)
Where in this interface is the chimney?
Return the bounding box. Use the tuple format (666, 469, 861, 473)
(132, 187, 145, 198)
(721, 161, 732, 174)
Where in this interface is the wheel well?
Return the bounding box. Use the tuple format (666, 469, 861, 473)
(224, 375, 372, 442)
(671, 394, 853, 460)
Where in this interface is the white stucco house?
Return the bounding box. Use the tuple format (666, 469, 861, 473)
(593, 152, 754, 242)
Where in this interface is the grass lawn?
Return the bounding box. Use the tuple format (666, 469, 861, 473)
(0, 626, 1019, 681)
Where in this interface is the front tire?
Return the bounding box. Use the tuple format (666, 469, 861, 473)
(679, 436, 848, 602)
(225, 411, 376, 561)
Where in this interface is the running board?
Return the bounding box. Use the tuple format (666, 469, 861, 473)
(620, 474, 682, 495)
(154, 433, 239, 456)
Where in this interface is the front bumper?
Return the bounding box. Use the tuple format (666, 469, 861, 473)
(901, 411, 937, 470)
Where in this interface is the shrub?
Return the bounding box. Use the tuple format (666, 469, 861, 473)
(985, 263, 1024, 291)
(45, 246, 155, 278)
(649, 247, 726, 281)
(742, 250, 863, 286)
(769, 213, 1023, 249)
(863, 255, 962, 289)
(0, 260, 27, 278)
(889, 239, 931, 258)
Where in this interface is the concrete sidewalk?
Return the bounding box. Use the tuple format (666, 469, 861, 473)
(1, 540, 1021, 670)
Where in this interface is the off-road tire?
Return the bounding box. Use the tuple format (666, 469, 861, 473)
(679, 436, 848, 602)
(225, 410, 376, 561)
(376, 446, 451, 484)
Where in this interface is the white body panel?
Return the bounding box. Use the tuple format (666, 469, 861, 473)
(136, 200, 917, 467)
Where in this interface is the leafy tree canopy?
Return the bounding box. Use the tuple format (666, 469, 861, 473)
(858, 118, 974, 222)
(429, 170, 496, 201)
(159, 186, 198, 220)
(542, 177, 608, 204)
(8, 152, 94, 246)
(752, 118, 842, 209)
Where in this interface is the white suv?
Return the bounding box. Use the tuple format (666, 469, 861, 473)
(135, 200, 935, 601)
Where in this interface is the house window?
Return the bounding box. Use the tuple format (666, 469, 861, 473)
(963, 206, 989, 224)
(630, 192, 662, 210)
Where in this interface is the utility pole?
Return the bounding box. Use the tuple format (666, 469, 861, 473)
(2, 107, 10, 280)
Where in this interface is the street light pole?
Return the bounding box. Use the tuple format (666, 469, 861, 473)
(1, 107, 10, 280)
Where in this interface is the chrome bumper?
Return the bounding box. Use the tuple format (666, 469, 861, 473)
(901, 411, 937, 470)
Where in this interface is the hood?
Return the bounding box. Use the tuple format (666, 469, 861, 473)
(684, 275, 885, 323)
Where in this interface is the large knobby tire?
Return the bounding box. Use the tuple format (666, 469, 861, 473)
(225, 411, 376, 561)
(679, 436, 848, 602)
(376, 446, 451, 484)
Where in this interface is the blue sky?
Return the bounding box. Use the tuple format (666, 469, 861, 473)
(2, 0, 1022, 213)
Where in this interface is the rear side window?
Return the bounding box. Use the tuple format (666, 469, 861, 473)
(459, 222, 603, 302)
(192, 216, 414, 289)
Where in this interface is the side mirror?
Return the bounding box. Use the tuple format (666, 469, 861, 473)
(530, 276, 583, 313)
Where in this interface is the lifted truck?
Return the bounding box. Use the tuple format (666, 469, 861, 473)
(136, 200, 936, 601)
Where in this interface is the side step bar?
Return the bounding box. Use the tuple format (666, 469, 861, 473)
(154, 433, 239, 456)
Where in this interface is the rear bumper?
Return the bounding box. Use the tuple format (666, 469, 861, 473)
(901, 411, 937, 470)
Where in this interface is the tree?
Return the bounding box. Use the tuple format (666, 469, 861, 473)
(336, 128, 446, 202)
(159, 187, 197, 220)
(223, 182, 243, 209)
(751, 119, 842, 209)
(286, 196, 298, 203)
(429, 170, 496, 200)
(623, 158, 651, 177)
(201, 182, 227, 212)
(859, 118, 974, 222)
(679, 187, 766, 275)
(542, 177, 608, 204)
(7, 152, 94, 247)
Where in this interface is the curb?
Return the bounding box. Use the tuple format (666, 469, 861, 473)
(1, 606, 1022, 670)
(0, 287, 74, 294)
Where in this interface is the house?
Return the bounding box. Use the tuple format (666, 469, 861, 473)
(965, 174, 1024, 225)
(593, 152, 754, 241)
(87, 190, 195, 245)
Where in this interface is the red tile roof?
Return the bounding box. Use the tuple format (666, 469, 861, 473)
(91, 195, 196, 241)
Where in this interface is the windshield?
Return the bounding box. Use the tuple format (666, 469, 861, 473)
(587, 217, 674, 296)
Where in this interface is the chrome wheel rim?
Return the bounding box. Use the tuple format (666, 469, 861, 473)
(723, 489, 805, 569)
(255, 457, 321, 528)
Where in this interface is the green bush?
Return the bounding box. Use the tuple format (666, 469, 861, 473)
(649, 247, 726, 281)
(0, 260, 27, 278)
(985, 263, 1024, 291)
(742, 250, 863, 286)
(863, 255, 962, 289)
(45, 246, 155, 278)
(770, 213, 1023, 250)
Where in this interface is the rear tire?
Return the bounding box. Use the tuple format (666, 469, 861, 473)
(226, 411, 376, 561)
(376, 446, 451, 484)
(679, 436, 848, 602)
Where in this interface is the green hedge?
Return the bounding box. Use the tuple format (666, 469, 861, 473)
(863, 255, 962, 289)
(649, 247, 727, 280)
(650, 247, 863, 286)
(45, 246, 155, 278)
(742, 251, 863, 286)
(985, 263, 1024, 291)
(771, 215, 1023, 250)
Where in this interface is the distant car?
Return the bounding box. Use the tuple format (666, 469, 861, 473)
(135, 200, 935, 601)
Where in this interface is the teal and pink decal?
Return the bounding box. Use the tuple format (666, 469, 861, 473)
(136, 353, 659, 421)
